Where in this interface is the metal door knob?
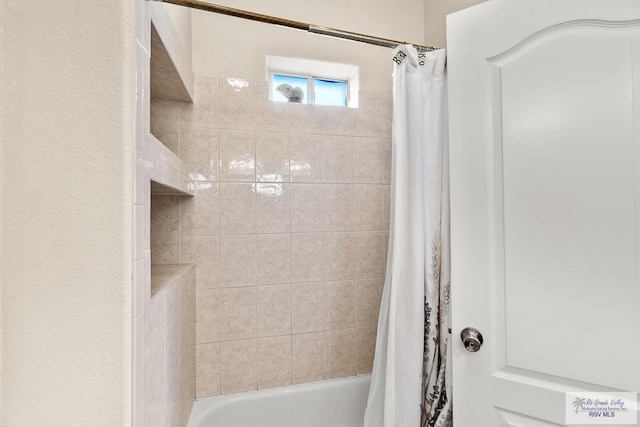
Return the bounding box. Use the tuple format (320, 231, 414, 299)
(460, 327, 483, 352)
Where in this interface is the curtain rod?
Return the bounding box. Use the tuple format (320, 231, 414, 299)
(150, 0, 439, 52)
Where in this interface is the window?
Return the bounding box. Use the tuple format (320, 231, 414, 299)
(267, 56, 359, 107)
(271, 73, 348, 107)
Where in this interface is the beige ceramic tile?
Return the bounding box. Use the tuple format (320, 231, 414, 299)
(150, 99, 180, 154)
(164, 317, 181, 427)
(144, 333, 166, 427)
(289, 134, 322, 183)
(323, 233, 355, 281)
(144, 291, 166, 351)
(322, 135, 353, 183)
(219, 234, 256, 287)
(133, 257, 147, 317)
(255, 82, 289, 132)
(290, 233, 323, 283)
(355, 278, 384, 327)
(288, 103, 322, 134)
(180, 296, 197, 391)
(218, 78, 255, 130)
(164, 279, 182, 324)
(325, 328, 356, 379)
(291, 332, 325, 384)
(196, 289, 220, 344)
(134, 368, 144, 427)
(355, 232, 385, 279)
(324, 281, 355, 330)
(163, 145, 180, 171)
(179, 98, 216, 135)
(180, 95, 218, 132)
(322, 105, 352, 136)
(221, 339, 258, 394)
(290, 184, 323, 232)
(196, 343, 221, 398)
(151, 236, 180, 264)
(257, 335, 292, 389)
(134, 204, 149, 261)
(382, 185, 390, 232)
(323, 184, 354, 232)
(382, 138, 392, 185)
(181, 182, 219, 236)
(356, 326, 377, 374)
(181, 236, 219, 289)
(143, 202, 151, 252)
(179, 128, 218, 182)
(255, 183, 290, 233)
(380, 92, 393, 138)
(133, 314, 144, 373)
(257, 285, 292, 337)
(134, 156, 151, 206)
(183, 266, 197, 302)
(256, 234, 291, 285)
(354, 184, 383, 231)
(180, 77, 218, 130)
(353, 137, 382, 184)
(181, 299, 197, 366)
(219, 183, 255, 235)
(352, 94, 381, 138)
(255, 102, 289, 133)
(256, 131, 290, 182)
(182, 292, 197, 349)
(220, 287, 257, 341)
(194, 76, 219, 104)
(383, 232, 389, 266)
(150, 195, 180, 239)
(181, 331, 197, 408)
(219, 129, 255, 181)
(291, 282, 324, 334)
(181, 347, 197, 416)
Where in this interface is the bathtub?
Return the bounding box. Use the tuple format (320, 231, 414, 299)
(188, 375, 371, 427)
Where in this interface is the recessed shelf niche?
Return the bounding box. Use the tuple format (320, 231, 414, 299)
(149, 23, 193, 156)
(150, 179, 192, 297)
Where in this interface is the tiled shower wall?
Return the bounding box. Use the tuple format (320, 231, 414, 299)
(150, 76, 391, 398)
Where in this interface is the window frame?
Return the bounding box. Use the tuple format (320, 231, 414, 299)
(269, 70, 350, 107)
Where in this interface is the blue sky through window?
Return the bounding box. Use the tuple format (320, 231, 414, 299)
(314, 79, 347, 107)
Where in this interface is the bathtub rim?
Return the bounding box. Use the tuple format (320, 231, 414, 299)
(188, 374, 372, 426)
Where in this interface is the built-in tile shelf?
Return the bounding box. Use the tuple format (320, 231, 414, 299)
(144, 135, 194, 195)
(150, 263, 194, 297)
(151, 179, 192, 196)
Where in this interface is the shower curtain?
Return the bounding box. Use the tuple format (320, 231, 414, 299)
(364, 46, 451, 427)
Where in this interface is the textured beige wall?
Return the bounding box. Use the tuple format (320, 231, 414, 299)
(1, 0, 133, 425)
(192, 0, 426, 91)
(424, 0, 487, 47)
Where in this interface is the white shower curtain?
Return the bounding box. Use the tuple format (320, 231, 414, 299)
(364, 46, 451, 427)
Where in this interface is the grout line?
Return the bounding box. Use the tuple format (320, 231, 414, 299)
(288, 129, 294, 386)
(215, 79, 223, 397)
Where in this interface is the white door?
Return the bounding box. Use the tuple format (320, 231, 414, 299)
(448, 1, 640, 425)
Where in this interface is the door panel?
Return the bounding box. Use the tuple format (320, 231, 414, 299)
(448, 1, 640, 425)
(499, 26, 638, 390)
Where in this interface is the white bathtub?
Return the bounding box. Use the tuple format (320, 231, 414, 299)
(188, 375, 371, 427)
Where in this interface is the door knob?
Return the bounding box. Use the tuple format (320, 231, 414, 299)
(460, 327, 483, 352)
